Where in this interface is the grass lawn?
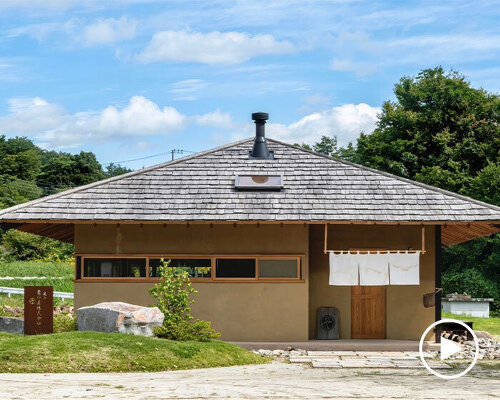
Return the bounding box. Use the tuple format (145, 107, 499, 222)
(442, 312, 500, 337)
(0, 260, 74, 293)
(0, 331, 268, 373)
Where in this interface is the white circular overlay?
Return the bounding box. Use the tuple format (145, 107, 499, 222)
(419, 318, 479, 379)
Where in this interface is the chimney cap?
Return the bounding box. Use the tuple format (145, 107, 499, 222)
(252, 112, 268, 121)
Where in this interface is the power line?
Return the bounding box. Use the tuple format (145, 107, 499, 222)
(102, 149, 196, 166)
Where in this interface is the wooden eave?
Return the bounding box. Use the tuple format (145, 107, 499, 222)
(1, 220, 498, 246)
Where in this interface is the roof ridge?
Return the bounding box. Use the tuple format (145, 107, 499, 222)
(267, 138, 500, 213)
(0, 137, 254, 217)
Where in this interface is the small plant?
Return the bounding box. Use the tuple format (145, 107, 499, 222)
(149, 259, 219, 341)
(54, 313, 78, 333)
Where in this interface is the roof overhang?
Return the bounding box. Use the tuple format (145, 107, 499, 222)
(1, 220, 499, 246)
(1, 222, 74, 243)
(441, 222, 500, 246)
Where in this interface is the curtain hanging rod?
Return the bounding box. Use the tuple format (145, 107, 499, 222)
(323, 223, 426, 255)
(326, 249, 422, 254)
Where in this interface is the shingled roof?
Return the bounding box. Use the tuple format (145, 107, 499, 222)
(0, 138, 499, 244)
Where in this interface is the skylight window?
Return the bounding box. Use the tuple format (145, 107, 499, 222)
(235, 175, 283, 190)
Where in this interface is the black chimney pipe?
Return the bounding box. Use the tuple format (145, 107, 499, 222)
(249, 112, 273, 159)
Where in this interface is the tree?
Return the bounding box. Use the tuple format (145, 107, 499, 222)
(149, 260, 219, 341)
(0, 177, 42, 209)
(345, 67, 500, 314)
(0, 150, 42, 181)
(295, 135, 359, 161)
(37, 151, 106, 195)
(105, 163, 132, 177)
(354, 67, 499, 194)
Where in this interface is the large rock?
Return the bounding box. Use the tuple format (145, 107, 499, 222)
(77, 302, 164, 337)
(0, 316, 24, 334)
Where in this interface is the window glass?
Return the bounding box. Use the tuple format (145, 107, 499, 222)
(84, 258, 146, 278)
(259, 259, 298, 278)
(149, 258, 211, 278)
(216, 258, 256, 278)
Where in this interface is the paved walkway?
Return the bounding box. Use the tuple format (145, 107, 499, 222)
(1, 363, 498, 400)
(234, 339, 439, 351)
(290, 350, 450, 369)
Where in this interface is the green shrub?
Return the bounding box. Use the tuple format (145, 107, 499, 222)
(1, 230, 74, 262)
(53, 313, 77, 333)
(154, 319, 219, 342)
(149, 259, 220, 341)
(443, 269, 500, 316)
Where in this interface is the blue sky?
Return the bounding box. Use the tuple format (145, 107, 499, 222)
(0, 0, 499, 170)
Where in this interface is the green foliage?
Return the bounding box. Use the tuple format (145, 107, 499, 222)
(0, 260, 74, 278)
(443, 269, 500, 316)
(442, 235, 500, 315)
(105, 163, 132, 177)
(37, 151, 106, 195)
(150, 260, 219, 341)
(0, 260, 74, 295)
(353, 67, 499, 194)
(464, 163, 500, 206)
(154, 319, 219, 342)
(295, 135, 359, 161)
(53, 313, 78, 333)
(149, 260, 197, 324)
(1, 230, 74, 262)
(0, 150, 42, 181)
(0, 135, 133, 263)
(0, 177, 42, 208)
(0, 278, 73, 293)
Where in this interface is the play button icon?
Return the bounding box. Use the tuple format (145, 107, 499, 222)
(419, 318, 479, 379)
(440, 336, 463, 361)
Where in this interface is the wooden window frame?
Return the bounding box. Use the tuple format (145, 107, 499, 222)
(257, 257, 302, 281)
(81, 255, 148, 281)
(76, 254, 304, 283)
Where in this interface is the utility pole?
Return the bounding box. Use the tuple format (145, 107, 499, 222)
(171, 149, 184, 161)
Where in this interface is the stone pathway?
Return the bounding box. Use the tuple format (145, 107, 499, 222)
(2, 363, 499, 400)
(288, 350, 451, 369)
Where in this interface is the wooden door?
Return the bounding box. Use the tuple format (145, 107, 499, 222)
(351, 286, 386, 339)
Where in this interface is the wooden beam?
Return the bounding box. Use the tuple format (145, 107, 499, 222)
(435, 225, 442, 343)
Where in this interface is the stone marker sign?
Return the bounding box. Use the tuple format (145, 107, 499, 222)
(24, 286, 53, 335)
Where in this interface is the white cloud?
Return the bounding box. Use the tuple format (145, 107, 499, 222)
(96, 96, 185, 136)
(238, 104, 380, 146)
(169, 79, 207, 101)
(8, 16, 137, 47)
(330, 59, 378, 77)
(136, 30, 294, 65)
(0, 96, 185, 149)
(0, 96, 244, 150)
(8, 19, 78, 42)
(1, 97, 68, 134)
(193, 109, 234, 129)
(82, 16, 137, 46)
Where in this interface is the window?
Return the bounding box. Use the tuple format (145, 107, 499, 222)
(216, 258, 256, 278)
(84, 258, 146, 278)
(78, 255, 301, 282)
(259, 259, 299, 278)
(149, 258, 211, 278)
(235, 174, 283, 190)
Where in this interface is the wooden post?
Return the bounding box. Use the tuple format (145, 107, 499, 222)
(435, 225, 442, 343)
(421, 225, 426, 254)
(324, 223, 328, 254)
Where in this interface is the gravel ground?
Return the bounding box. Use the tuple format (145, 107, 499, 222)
(1, 363, 499, 400)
